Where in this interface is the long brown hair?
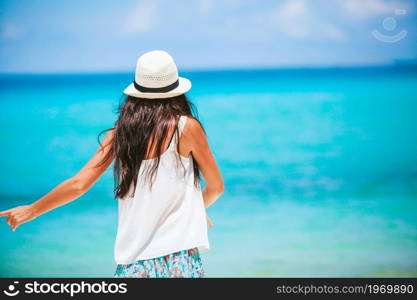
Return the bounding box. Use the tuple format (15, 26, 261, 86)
(95, 93, 204, 199)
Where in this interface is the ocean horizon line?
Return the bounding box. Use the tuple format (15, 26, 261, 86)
(1, 61, 417, 77)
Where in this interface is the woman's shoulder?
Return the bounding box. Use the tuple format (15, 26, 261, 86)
(179, 115, 202, 128)
(179, 116, 204, 136)
(179, 116, 206, 152)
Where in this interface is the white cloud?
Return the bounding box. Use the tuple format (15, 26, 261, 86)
(1, 23, 25, 40)
(277, 0, 308, 38)
(120, 1, 157, 35)
(259, 0, 347, 41)
(197, 0, 215, 15)
(338, 0, 408, 18)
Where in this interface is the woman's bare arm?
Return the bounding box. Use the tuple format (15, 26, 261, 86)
(0, 129, 115, 231)
(181, 117, 224, 210)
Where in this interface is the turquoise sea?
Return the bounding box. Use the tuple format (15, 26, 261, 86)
(0, 66, 416, 277)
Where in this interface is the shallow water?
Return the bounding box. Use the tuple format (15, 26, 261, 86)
(0, 66, 416, 277)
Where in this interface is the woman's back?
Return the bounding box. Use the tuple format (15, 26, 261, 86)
(0, 50, 223, 279)
(114, 115, 210, 264)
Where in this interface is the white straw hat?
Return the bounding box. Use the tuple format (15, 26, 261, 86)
(123, 50, 191, 99)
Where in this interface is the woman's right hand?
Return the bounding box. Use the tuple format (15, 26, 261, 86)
(0, 205, 38, 232)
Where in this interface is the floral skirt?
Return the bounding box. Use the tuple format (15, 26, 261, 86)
(113, 247, 205, 278)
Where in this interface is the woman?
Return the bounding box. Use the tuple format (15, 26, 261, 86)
(0, 50, 224, 278)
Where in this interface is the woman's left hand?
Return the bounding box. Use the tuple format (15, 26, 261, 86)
(0, 205, 38, 231)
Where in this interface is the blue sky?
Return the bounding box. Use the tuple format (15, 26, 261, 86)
(0, 0, 416, 72)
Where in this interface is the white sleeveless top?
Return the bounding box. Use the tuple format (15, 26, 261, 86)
(114, 115, 210, 264)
